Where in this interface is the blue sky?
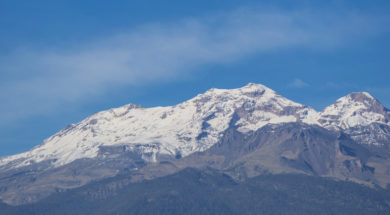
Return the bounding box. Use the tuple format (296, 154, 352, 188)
(1, 0, 390, 156)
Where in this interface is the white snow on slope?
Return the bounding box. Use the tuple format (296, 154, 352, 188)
(1, 84, 388, 170)
(0, 83, 318, 169)
(319, 92, 390, 129)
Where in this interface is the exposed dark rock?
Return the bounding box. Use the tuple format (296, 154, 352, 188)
(1, 122, 389, 206)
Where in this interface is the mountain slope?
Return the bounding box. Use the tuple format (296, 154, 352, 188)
(128, 122, 390, 187)
(2, 168, 390, 215)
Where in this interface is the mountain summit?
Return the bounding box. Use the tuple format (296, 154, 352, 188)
(320, 92, 390, 129)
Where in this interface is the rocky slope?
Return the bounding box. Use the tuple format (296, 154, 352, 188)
(127, 122, 390, 187)
(2, 169, 390, 215)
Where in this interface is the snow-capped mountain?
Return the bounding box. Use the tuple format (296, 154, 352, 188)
(0, 83, 389, 206)
(319, 92, 390, 147)
(0, 83, 319, 170)
(319, 92, 390, 129)
(1, 84, 389, 171)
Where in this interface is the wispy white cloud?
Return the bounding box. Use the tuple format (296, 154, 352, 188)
(288, 78, 310, 88)
(325, 82, 359, 90)
(0, 7, 387, 125)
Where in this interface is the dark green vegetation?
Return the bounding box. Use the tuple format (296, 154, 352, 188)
(1, 168, 389, 215)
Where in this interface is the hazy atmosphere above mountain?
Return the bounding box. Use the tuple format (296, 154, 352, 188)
(0, 0, 390, 157)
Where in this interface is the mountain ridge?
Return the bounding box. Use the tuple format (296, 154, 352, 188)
(1, 83, 389, 172)
(0, 83, 320, 169)
(0, 83, 389, 205)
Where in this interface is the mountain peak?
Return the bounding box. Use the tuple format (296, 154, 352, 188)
(197, 83, 278, 105)
(345, 92, 375, 103)
(349, 91, 374, 99)
(242, 82, 270, 90)
(336, 91, 385, 112)
(320, 92, 389, 129)
(203, 83, 273, 96)
(239, 83, 276, 95)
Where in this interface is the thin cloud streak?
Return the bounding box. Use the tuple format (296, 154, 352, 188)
(288, 78, 310, 88)
(0, 8, 387, 125)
